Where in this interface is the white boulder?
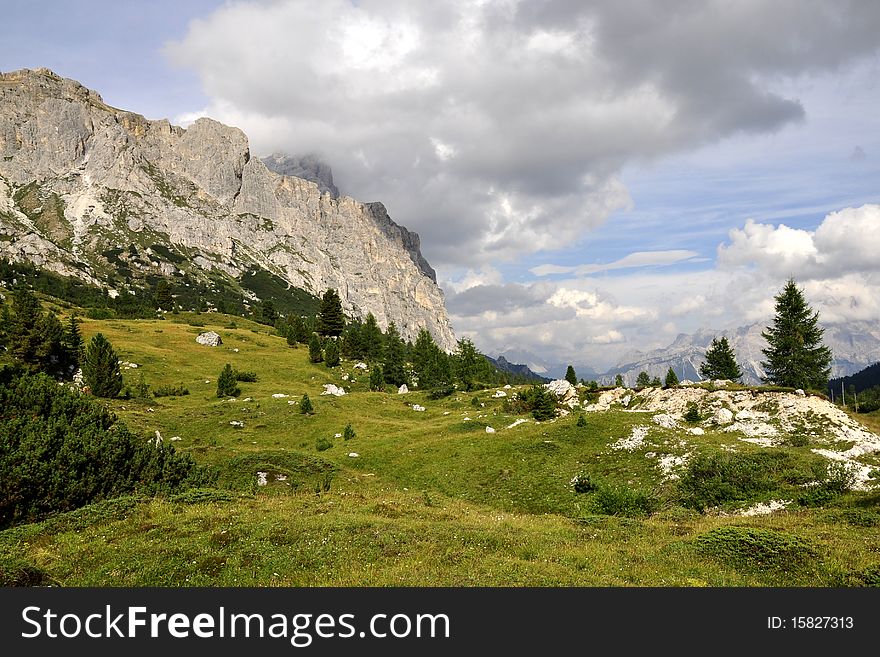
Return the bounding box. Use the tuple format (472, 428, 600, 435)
(196, 331, 222, 347)
(321, 384, 346, 396)
(412, 404, 426, 412)
(485, 426, 496, 433)
(398, 384, 409, 394)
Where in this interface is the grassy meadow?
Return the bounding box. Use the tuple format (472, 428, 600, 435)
(2, 307, 879, 587)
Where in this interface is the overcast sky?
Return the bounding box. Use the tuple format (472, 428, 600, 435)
(4, 1, 880, 370)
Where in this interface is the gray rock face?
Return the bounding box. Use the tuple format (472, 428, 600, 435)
(0, 68, 456, 350)
(196, 331, 222, 347)
(261, 152, 339, 198)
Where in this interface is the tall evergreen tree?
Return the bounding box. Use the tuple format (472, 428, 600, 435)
(531, 386, 557, 421)
(369, 365, 384, 391)
(82, 333, 124, 398)
(615, 374, 624, 387)
(341, 319, 364, 360)
(360, 313, 384, 363)
(64, 314, 84, 367)
(260, 299, 277, 326)
(216, 363, 240, 398)
(382, 322, 408, 387)
(9, 286, 42, 369)
(308, 333, 323, 363)
(761, 278, 832, 390)
(316, 289, 345, 337)
(411, 328, 451, 389)
(700, 337, 743, 381)
(664, 367, 679, 388)
(454, 337, 483, 391)
(636, 371, 651, 388)
(154, 280, 173, 310)
(565, 365, 578, 387)
(300, 393, 314, 414)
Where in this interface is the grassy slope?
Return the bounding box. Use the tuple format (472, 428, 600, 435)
(2, 311, 879, 586)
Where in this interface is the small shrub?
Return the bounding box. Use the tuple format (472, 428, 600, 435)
(576, 414, 587, 428)
(570, 471, 595, 494)
(797, 461, 858, 507)
(590, 482, 658, 517)
(784, 433, 810, 447)
(343, 424, 356, 440)
(235, 371, 258, 382)
(153, 384, 190, 397)
(315, 437, 333, 452)
(0, 558, 50, 586)
(216, 363, 240, 398)
(300, 394, 314, 415)
(471, 396, 482, 407)
(693, 526, 816, 572)
(428, 385, 455, 399)
(677, 452, 781, 511)
(683, 402, 702, 423)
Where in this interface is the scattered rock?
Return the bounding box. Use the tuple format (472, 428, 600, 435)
(503, 385, 512, 389)
(795, 389, 805, 396)
(272, 393, 289, 398)
(256, 472, 268, 487)
(545, 379, 577, 401)
(493, 390, 507, 398)
(196, 331, 222, 347)
(153, 430, 163, 446)
(334, 433, 342, 438)
(686, 427, 705, 435)
(412, 404, 426, 412)
(711, 407, 734, 425)
(321, 384, 346, 396)
(230, 420, 244, 428)
(612, 426, 649, 451)
(485, 426, 495, 433)
(398, 384, 409, 394)
(506, 418, 528, 429)
(354, 362, 368, 370)
(652, 413, 678, 429)
(348, 452, 359, 458)
(170, 436, 182, 442)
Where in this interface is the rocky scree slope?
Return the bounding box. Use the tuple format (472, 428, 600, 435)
(0, 68, 455, 349)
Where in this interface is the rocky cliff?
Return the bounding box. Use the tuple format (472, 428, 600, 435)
(0, 68, 456, 350)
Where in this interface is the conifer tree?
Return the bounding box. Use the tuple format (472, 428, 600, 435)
(341, 319, 363, 360)
(636, 371, 651, 388)
(360, 313, 384, 363)
(565, 365, 578, 387)
(64, 314, 84, 370)
(761, 278, 832, 390)
(651, 376, 661, 387)
(454, 337, 483, 391)
(382, 322, 408, 387)
(9, 286, 42, 369)
(531, 387, 557, 421)
(308, 333, 323, 363)
(154, 280, 173, 311)
(324, 338, 340, 367)
(260, 299, 277, 326)
(216, 363, 240, 398)
(316, 289, 345, 337)
(411, 328, 451, 388)
(369, 365, 384, 391)
(82, 333, 124, 398)
(615, 374, 624, 387)
(664, 367, 679, 388)
(700, 337, 743, 381)
(300, 393, 314, 414)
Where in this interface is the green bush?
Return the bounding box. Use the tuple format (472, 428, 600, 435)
(797, 461, 858, 507)
(0, 368, 204, 528)
(216, 363, 240, 398)
(0, 558, 51, 586)
(590, 482, 658, 517)
(235, 371, 258, 382)
(153, 384, 190, 397)
(428, 385, 455, 399)
(300, 394, 314, 414)
(677, 452, 783, 510)
(570, 471, 595, 494)
(316, 437, 333, 452)
(693, 526, 816, 572)
(683, 402, 702, 423)
(576, 414, 587, 428)
(343, 424, 356, 440)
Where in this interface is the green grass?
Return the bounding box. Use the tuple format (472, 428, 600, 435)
(2, 314, 879, 586)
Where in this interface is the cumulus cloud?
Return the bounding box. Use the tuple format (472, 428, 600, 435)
(165, 0, 880, 267)
(718, 204, 880, 278)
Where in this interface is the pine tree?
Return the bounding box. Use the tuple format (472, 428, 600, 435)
(565, 365, 578, 387)
(308, 334, 323, 363)
(636, 371, 651, 388)
(64, 314, 84, 370)
(341, 319, 363, 360)
(664, 367, 679, 388)
(82, 333, 124, 398)
(9, 286, 42, 369)
(651, 376, 661, 387)
(343, 424, 356, 440)
(382, 322, 408, 387)
(216, 363, 240, 398)
(300, 393, 314, 414)
(360, 313, 384, 363)
(369, 365, 384, 391)
(700, 337, 743, 381)
(411, 328, 451, 388)
(154, 280, 173, 311)
(615, 374, 624, 387)
(260, 299, 277, 326)
(33, 313, 66, 377)
(761, 278, 832, 390)
(531, 387, 556, 421)
(316, 289, 345, 337)
(454, 337, 483, 391)
(324, 338, 340, 367)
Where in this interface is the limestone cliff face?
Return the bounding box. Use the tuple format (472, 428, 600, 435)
(0, 68, 456, 350)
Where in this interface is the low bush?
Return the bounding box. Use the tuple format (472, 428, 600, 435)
(235, 371, 258, 382)
(570, 471, 595, 494)
(683, 402, 702, 423)
(590, 482, 658, 517)
(677, 452, 784, 510)
(315, 437, 333, 452)
(153, 384, 190, 397)
(693, 526, 816, 572)
(428, 385, 455, 399)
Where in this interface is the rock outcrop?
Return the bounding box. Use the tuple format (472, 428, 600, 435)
(0, 68, 456, 350)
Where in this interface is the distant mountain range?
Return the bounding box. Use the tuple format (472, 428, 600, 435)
(485, 355, 550, 383)
(494, 320, 880, 386)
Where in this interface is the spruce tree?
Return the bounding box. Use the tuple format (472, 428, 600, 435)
(664, 367, 679, 388)
(82, 333, 124, 398)
(300, 393, 314, 414)
(260, 299, 277, 326)
(615, 374, 624, 387)
(650, 376, 661, 387)
(565, 365, 578, 387)
(636, 371, 651, 388)
(64, 314, 84, 371)
(531, 387, 557, 421)
(454, 337, 483, 391)
(761, 278, 832, 390)
(324, 338, 340, 367)
(700, 337, 743, 381)
(382, 322, 408, 387)
(316, 289, 345, 337)
(341, 319, 363, 360)
(9, 286, 42, 369)
(154, 280, 173, 311)
(369, 365, 384, 391)
(411, 328, 451, 389)
(216, 363, 240, 398)
(360, 313, 384, 363)
(308, 333, 323, 363)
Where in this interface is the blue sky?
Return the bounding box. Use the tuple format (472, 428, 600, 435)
(4, 1, 880, 369)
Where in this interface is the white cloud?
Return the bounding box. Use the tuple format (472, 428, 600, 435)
(165, 1, 880, 267)
(531, 249, 700, 276)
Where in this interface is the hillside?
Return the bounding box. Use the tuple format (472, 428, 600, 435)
(2, 299, 879, 587)
(0, 68, 456, 349)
